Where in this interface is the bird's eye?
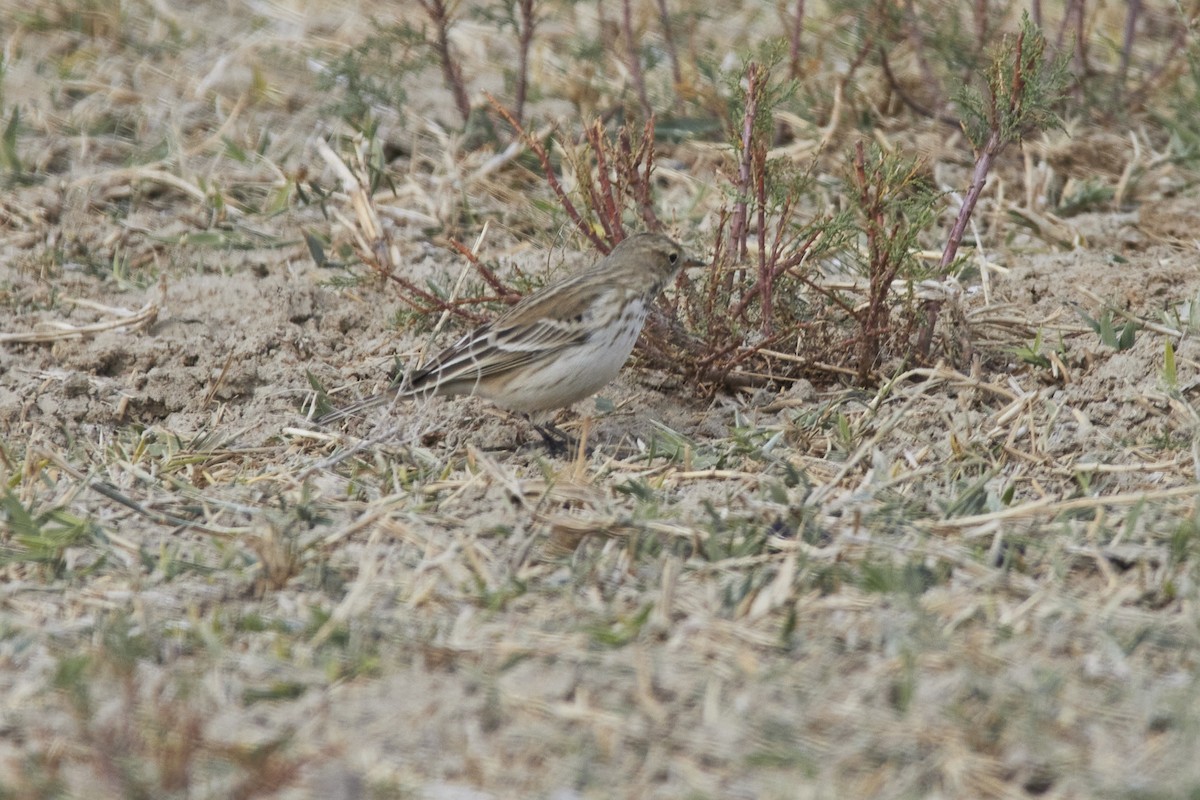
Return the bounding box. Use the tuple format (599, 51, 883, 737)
(669, 252, 679, 264)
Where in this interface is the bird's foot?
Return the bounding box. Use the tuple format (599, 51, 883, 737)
(533, 422, 576, 456)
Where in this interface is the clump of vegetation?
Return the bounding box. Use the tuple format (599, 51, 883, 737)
(317, 5, 1080, 390)
(6, 2, 1200, 797)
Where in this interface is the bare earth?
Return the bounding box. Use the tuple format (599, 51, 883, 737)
(3, 2, 1200, 799)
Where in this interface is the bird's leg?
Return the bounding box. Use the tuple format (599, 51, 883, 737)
(483, 413, 572, 454)
(532, 420, 574, 455)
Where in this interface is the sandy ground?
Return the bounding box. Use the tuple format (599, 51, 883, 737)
(3, 2, 1200, 798)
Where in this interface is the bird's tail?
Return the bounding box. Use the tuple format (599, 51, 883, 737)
(313, 390, 398, 425)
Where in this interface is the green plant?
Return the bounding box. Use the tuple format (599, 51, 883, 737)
(1016, 328, 1053, 369)
(8, 615, 305, 798)
(0, 490, 103, 577)
(843, 142, 940, 382)
(472, 0, 538, 124)
(1016, 328, 1069, 379)
(1075, 305, 1139, 351)
(415, 0, 484, 127)
(1, 107, 24, 183)
(919, 13, 1070, 355)
(316, 22, 428, 128)
(1161, 289, 1200, 336)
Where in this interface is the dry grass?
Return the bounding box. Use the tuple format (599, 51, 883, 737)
(3, 1, 1200, 798)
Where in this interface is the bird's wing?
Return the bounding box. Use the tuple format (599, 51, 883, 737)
(411, 280, 599, 385)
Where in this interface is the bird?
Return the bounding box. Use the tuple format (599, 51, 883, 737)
(315, 232, 702, 440)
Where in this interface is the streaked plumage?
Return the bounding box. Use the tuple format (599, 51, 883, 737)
(316, 233, 700, 425)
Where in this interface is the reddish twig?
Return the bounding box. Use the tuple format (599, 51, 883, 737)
(1116, 0, 1142, 97)
(369, 262, 493, 325)
(730, 62, 763, 261)
(878, 48, 958, 126)
(704, 209, 731, 325)
(627, 119, 660, 231)
(1121, 0, 1199, 113)
(940, 135, 998, 274)
(688, 330, 791, 388)
(754, 134, 769, 332)
(621, 0, 653, 120)
(446, 239, 523, 304)
(488, 95, 661, 250)
(585, 121, 623, 241)
(485, 93, 610, 254)
(787, 0, 806, 78)
(728, 217, 820, 324)
(854, 141, 894, 384)
(514, 0, 537, 125)
(918, 26, 1032, 358)
(417, 0, 472, 125)
(654, 0, 684, 105)
(973, 0, 989, 52)
(901, 0, 941, 102)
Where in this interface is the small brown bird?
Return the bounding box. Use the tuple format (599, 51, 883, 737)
(317, 233, 701, 434)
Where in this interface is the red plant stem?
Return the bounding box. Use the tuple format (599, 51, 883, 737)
(632, 120, 660, 230)
(855, 141, 894, 384)
(654, 0, 684, 103)
(707, 209, 730, 320)
(1123, 2, 1197, 112)
(446, 239, 522, 302)
(486, 93, 609, 254)
(615, 121, 659, 232)
(755, 147, 770, 332)
(1009, 26, 1027, 118)
(514, 0, 536, 125)
(728, 217, 817, 322)
(1072, 0, 1089, 79)
(622, 0, 653, 120)
(941, 134, 998, 271)
(590, 123, 624, 241)
(375, 266, 491, 323)
(917, 131, 999, 356)
(730, 63, 760, 261)
(1117, 0, 1141, 97)
(418, 0, 472, 125)
(919, 24, 1029, 357)
(788, 0, 806, 78)
(974, 0, 988, 52)
(690, 329, 788, 386)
